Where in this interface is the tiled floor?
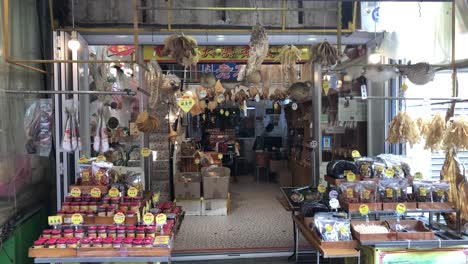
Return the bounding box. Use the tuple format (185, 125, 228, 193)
(174, 175, 295, 251)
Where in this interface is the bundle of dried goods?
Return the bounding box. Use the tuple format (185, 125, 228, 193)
(162, 34, 200, 67)
(310, 41, 339, 66)
(424, 113, 446, 151)
(244, 24, 269, 82)
(135, 111, 160, 133)
(386, 112, 420, 147)
(442, 115, 468, 150)
(277, 45, 302, 84)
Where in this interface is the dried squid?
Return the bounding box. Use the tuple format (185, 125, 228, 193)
(442, 115, 468, 150)
(276, 45, 302, 84)
(386, 112, 420, 147)
(244, 23, 269, 82)
(424, 113, 446, 151)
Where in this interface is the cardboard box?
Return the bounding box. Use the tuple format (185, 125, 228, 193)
(174, 173, 201, 199)
(202, 167, 230, 199)
(176, 199, 202, 216)
(202, 198, 229, 216)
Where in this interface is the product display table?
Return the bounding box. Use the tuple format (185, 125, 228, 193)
(34, 256, 170, 263)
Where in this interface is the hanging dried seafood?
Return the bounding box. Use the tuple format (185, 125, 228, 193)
(214, 80, 225, 94)
(188, 92, 203, 116)
(248, 86, 259, 99)
(416, 117, 429, 136)
(424, 113, 446, 151)
(386, 112, 420, 147)
(207, 101, 218, 111)
(161, 73, 181, 91)
(199, 100, 207, 111)
(244, 23, 269, 82)
(269, 88, 288, 101)
(288, 81, 312, 101)
(397, 62, 435, 85)
(246, 70, 262, 84)
(145, 59, 163, 108)
(200, 72, 216, 88)
(162, 34, 200, 67)
(310, 41, 339, 67)
(135, 111, 160, 133)
(276, 45, 302, 85)
(235, 89, 248, 104)
(224, 90, 233, 102)
(442, 115, 468, 150)
(261, 86, 269, 100)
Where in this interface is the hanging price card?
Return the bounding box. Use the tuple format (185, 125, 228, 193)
(359, 204, 369, 216)
(178, 95, 195, 113)
(48, 216, 63, 226)
(385, 168, 395, 178)
(78, 156, 89, 164)
(351, 150, 361, 158)
(292, 103, 298, 111)
(143, 213, 155, 225)
(90, 187, 101, 198)
(396, 203, 407, 215)
(82, 171, 90, 182)
(96, 155, 106, 162)
(127, 187, 138, 197)
(414, 172, 423, 179)
(109, 187, 120, 198)
(114, 212, 126, 224)
(141, 148, 152, 157)
(194, 158, 200, 165)
(225, 111, 230, 117)
(71, 213, 83, 225)
(317, 184, 326, 193)
(346, 172, 356, 182)
(70, 187, 81, 197)
(274, 102, 279, 110)
(155, 213, 167, 225)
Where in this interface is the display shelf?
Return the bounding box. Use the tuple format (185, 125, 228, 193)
(341, 201, 382, 212)
(33, 256, 170, 263)
(29, 248, 76, 258)
(359, 239, 468, 249)
(69, 185, 109, 195)
(350, 220, 397, 242)
(77, 246, 171, 257)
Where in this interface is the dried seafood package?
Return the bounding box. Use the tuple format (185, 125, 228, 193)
(424, 113, 446, 151)
(379, 179, 399, 203)
(372, 161, 386, 178)
(413, 181, 433, 202)
(386, 112, 420, 147)
(432, 181, 450, 203)
(24, 99, 53, 156)
(162, 34, 200, 67)
(396, 179, 409, 202)
(314, 213, 352, 241)
(244, 23, 269, 82)
(340, 182, 358, 203)
(92, 161, 113, 186)
(310, 41, 339, 67)
(357, 181, 377, 203)
(355, 157, 374, 178)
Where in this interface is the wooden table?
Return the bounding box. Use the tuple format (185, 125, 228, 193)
(292, 215, 360, 263)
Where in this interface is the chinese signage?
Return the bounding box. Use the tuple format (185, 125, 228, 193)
(143, 45, 310, 63)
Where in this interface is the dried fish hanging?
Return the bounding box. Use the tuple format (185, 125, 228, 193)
(386, 112, 420, 147)
(442, 115, 468, 150)
(135, 111, 160, 133)
(276, 45, 302, 86)
(244, 23, 269, 83)
(145, 59, 163, 109)
(62, 103, 81, 152)
(424, 113, 446, 151)
(162, 34, 200, 67)
(310, 41, 339, 67)
(415, 117, 429, 136)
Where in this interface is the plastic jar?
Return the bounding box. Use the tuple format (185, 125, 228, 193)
(65, 196, 73, 202)
(126, 226, 136, 238)
(33, 240, 45, 249)
(87, 226, 97, 238)
(63, 229, 74, 238)
(46, 239, 57, 248)
(98, 226, 107, 238)
(106, 206, 115, 217)
(132, 239, 143, 248)
(102, 238, 113, 248)
(64, 210, 74, 224)
(135, 226, 146, 239)
(113, 238, 123, 248)
(42, 229, 52, 239)
(73, 197, 82, 203)
(126, 210, 135, 218)
(71, 202, 80, 212)
(83, 196, 91, 202)
(56, 238, 67, 249)
(75, 229, 84, 239)
(107, 225, 117, 238)
(93, 237, 103, 248)
(110, 197, 120, 205)
(123, 238, 133, 247)
(51, 230, 62, 239)
(143, 239, 153, 248)
(80, 202, 89, 211)
(102, 197, 110, 204)
(66, 238, 79, 248)
(80, 238, 91, 248)
(86, 210, 94, 217)
(130, 202, 140, 212)
(117, 226, 126, 238)
(62, 203, 71, 211)
(97, 206, 107, 217)
(79, 209, 87, 217)
(89, 202, 98, 212)
(145, 226, 156, 238)
(119, 202, 129, 212)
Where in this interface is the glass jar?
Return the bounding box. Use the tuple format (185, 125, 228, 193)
(124, 196, 131, 203)
(97, 206, 107, 217)
(143, 239, 153, 248)
(89, 202, 98, 212)
(87, 226, 97, 238)
(98, 226, 107, 238)
(136, 226, 146, 239)
(33, 240, 45, 249)
(106, 206, 115, 217)
(73, 197, 82, 203)
(62, 202, 71, 211)
(110, 197, 120, 205)
(102, 197, 110, 204)
(113, 238, 123, 248)
(126, 226, 136, 238)
(130, 202, 140, 212)
(102, 238, 113, 248)
(46, 239, 57, 248)
(117, 226, 126, 238)
(107, 225, 117, 238)
(71, 202, 80, 212)
(123, 238, 133, 247)
(42, 229, 52, 239)
(80, 202, 89, 211)
(75, 229, 84, 239)
(132, 239, 143, 248)
(93, 237, 103, 248)
(66, 238, 79, 248)
(145, 226, 156, 238)
(83, 196, 91, 202)
(119, 202, 129, 212)
(86, 210, 94, 217)
(64, 210, 74, 224)
(51, 230, 62, 239)
(56, 238, 67, 249)
(80, 238, 91, 248)
(63, 229, 74, 238)
(65, 196, 73, 202)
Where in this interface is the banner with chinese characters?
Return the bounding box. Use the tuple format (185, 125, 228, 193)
(143, 45, 310, 63)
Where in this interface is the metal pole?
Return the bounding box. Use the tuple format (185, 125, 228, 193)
(337, 0, 342, 56)
(53, 31, 62, 211)
(4, 90, 138, 96)
(311, 63, 322, 187)
(133, 0, 139, 64)
(167, 0, 172, 31)
(281, 0, 286, 32)
(138, 6, 336, 12)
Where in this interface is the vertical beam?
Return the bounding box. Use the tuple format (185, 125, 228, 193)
(281, 0, 286, 31)
(311, 63, 322, 187)
(53, 31, 62, 211)
(451, 0, 457, 98)
(49, 0, 54, 31)
(3, 0, 9, 60)
(167, 0, 172, 31)
(337, 0, 342, 56)
(133, 0, 139, 64)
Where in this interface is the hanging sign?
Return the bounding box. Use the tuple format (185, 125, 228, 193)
(114, 212, 126, 225)
(127, 187, 138, 197)
(156, 213, 167, 225)
(178, 94, 195, 113)
(71, 213, 83, 225)
(351, 150, 361, 158)
(143, 213, 155, 225)
(317, 184, 326, 193)
(291, 103, 298, 111)
(359, 204, 369, 216)
(70, 187, 81, 197)
(194, 158, 200, 165)
(323, 80, 330, 95)
(109, 187, 120, 198)
(48, 216, 63, 226)
(90, 187, 102, 198)
(346, 172, 356, 182)
(141, 148, 152, 157)
(152, 193, 160, 204)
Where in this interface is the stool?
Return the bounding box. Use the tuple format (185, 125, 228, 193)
(255, 166, 269, 184)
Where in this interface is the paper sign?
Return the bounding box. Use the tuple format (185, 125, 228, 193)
(141, 148, 152, 157)
(386, 188, 394, 198)
(317, 184, 326, 193)
(109, 187, 120, 198)
(359, 204, 369, 215)
(217, 154, 223, 160)
(143, 213, 155, 225)
(48, 216, 63, 226)
(114, 212, 126, 224)
(90, 187, 101, 198)
(351, 150, 361, 158)
(396, 203, 407, 215)
(70, 187, 81, 197)
(346, 172, 356, 182)
(155, 213, 167, 225)
(292, 103, 298, 111)
(178, 95, 195, 113)
(71, 213, 83, 225)
(154, 236, 170, 245)
(127, 187, 138, 197)
(96, 155, 106, 162)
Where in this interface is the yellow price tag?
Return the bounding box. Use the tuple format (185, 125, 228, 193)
(143, 213, 155, 225)
(359, 204, 369, 215)
(376, 165, 384, 173)
(141, 148, 152, 157)
(351, 150, 361, 158)
(109, 187, 120, 198)
(96, 155, 106, 162)
(178, 95, 195, 113)
(95, 171, 104, 182)
(414, 172, 423, 179)
(225, 111, 230, 117)
(396, 203, 407, 215)
(155, 213, 167, 225)
(152, 193, 160, 204)
(346, 188, 354, 198)
(155, 236, 170, 245)
(220, 109, 224, 115)
(78, 156, 89, 164)
(137, 211, 141, 223)
(340, 226, 347, 235)
(317, 184, 326, 193)
(363, 190, 371, 200)
(323, 80, 330, 96)
(274, 102, 279, 110)
(127, 187, 138, 197)
(70, 187, 81, 197)
(346, 172, 356, 182)
(194, 158, 200, 165)
(48, 216, 63, 226)
(114, 212, 126, 224)
(325, 224, 333, 232)
(385, 168, 395, 178)
(71, 213, 83, 225)
(90, 187, 101, 198)
(218, 154, 223, 160)
(82, 171, 90, 182)
(386, 188, 394, 198)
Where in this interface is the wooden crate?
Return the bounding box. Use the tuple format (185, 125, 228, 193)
(77, 248, 122, 257)
(69, 185, 109, 195)
(386, 220, 435, 241)
(418, 202, 453, 210)
(341, 201, 382, 212)
(310, 227, 358, 249)
(125, 247, 171, 257)
(351, 220, 397, 242)
(382, 202, 418, 211)
(29, 247, 76, 258)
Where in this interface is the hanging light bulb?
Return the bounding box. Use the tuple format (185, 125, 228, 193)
(368, 47, 381, 64)
(68, 31, 80, 51)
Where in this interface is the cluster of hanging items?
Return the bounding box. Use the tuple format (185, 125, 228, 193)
(93, 106, 109, 154)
